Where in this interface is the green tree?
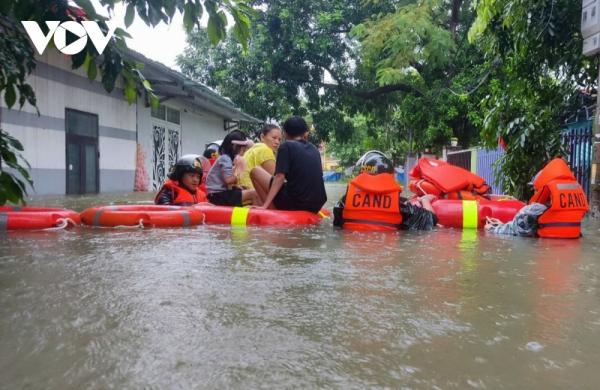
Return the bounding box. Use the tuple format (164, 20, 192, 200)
(179, 0, 490, 155)
(178, 0, 407, 139)
(326, 113, 410, 168)
(469, 0, 596, 199)
(353, 0, 492, 154)
(0, 0, 253, 205)
(0, 130, 32, 205)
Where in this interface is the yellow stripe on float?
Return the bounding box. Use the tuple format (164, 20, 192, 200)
(318, 211, 327, 219)
(231, 207, 249, 226)
(462, 200, 478, 229)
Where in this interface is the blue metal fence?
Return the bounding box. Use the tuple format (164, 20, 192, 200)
(472, 122, 593, 199)
(444, 123, 593, 198)
(476, 146, 505, 194)
(561, 121, 594, 200)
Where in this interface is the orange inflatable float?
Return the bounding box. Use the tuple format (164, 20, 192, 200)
(0, 206, 81, 230)
(194, 204, 330, 226)
(409, 198, 525, 229)
(80, 205, 204, 227)
(408, 179, 443, 197)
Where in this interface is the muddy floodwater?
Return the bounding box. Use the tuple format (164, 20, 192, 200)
(1, 184, 600, 389)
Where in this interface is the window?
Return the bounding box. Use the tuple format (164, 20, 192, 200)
(66, 109, 98, 138)
(167, 107, 180, 125)
(151, 104, 180, 125)
(151, 104, 166, 120)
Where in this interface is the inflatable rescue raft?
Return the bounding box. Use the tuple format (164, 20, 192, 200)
(80, 205, 204, 228)
(0, 206, 81, 230)
(410, 198, 525, 229)
(194, 204, 330, 226)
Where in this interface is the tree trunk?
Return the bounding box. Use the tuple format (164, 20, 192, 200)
(450, 0, 463, 41)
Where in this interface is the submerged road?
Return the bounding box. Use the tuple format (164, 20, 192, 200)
(1, 185, 599, 389)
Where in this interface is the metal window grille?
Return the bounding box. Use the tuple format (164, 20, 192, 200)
(66, 110, 98, 138)
(167, 107, 181, 125)
(151, 104, 166, 120)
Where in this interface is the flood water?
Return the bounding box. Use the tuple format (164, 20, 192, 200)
(1, 184, 600, 389)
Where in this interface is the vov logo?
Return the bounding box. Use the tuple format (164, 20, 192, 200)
(22, 21, 117, 56)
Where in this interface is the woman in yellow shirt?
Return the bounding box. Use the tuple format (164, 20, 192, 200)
(238, 124, 282, 188)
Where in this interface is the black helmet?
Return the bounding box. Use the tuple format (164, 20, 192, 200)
(358, 151, 394, 175)
(169, 154, 209, 182)
(203, 143, 220, 159)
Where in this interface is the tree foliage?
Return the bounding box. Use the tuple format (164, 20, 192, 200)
(326, 114, 409, 167)
(469, 0, 596, 199)
(0, 0, 253, 205)
(179, 0, 489, 163)
(0, 129, 33, 206)
(179, 0, 398, 134)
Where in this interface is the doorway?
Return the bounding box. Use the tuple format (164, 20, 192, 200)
(150, 104, 181, 190)
(65, 109, 99, 194)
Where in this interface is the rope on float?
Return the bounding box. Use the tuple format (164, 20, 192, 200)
(109, 219, 145, 229)
(416, 180, 429, 195)
(46, 218, 78, 230)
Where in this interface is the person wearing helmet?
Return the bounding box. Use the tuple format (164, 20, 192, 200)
(154, 154, 210, 206)
(199, 143, 221, 193)
(333, 151, 438, 230)
(486, 158, 587, 238)
(203, 143, 220, 165)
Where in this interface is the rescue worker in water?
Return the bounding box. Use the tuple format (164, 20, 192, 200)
(155, 154, 210, 206)
(350, 191, 394, 209)
(333, 151, 439, 231)
(485, 158, 588, 238)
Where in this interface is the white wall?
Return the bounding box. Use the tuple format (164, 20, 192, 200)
(136, 97, 228, 191)
(1, 49, 136, 195)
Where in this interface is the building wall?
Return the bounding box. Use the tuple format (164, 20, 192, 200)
(0, 49, 136, 195)
(136, 98, 228, 191)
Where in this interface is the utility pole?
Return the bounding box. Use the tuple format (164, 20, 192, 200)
(592, 55, 600, 217)
(581, 1, 600, 217)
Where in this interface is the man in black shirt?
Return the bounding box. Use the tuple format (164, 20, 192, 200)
(250, 116, 327, 213)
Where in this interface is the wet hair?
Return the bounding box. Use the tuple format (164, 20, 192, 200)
(255, 124, 281, 140)
(219, 130, 249, 161)
(282, 116, 309, 137)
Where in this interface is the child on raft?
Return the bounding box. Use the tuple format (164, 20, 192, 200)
(155, 154, 210, 206)
(205, 130, 262, 207)
(333, 151, 438, 231)
(250, 116, 327, 213)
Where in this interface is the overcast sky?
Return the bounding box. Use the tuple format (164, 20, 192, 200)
(91, 0, 191, 69)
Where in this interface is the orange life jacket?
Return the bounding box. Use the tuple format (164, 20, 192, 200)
(342, 173, 402, 230)
(154, 180, 208, 206)
(528, 159, 587, 238)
